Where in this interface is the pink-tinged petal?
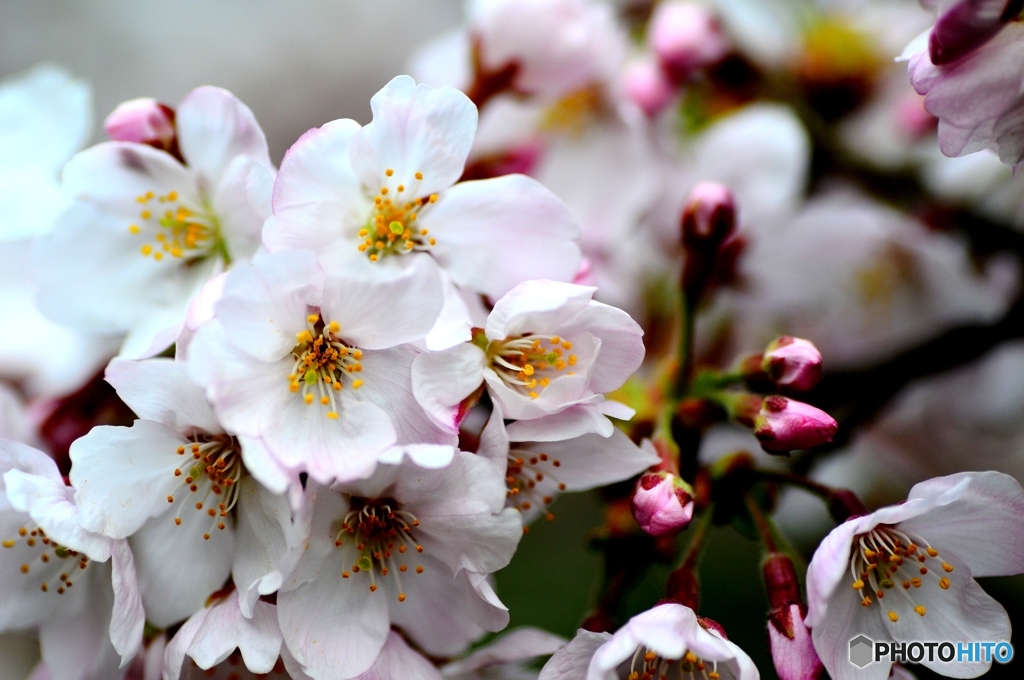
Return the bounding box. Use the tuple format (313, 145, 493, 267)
(104, 358, 220, 433)
(929, 0, 1015, 65)
(213, 154, 274, 263)
(418, 505, 523, 577)
(128, 506, 234, 628)
(181, 592, 282, 675)
(213, 250, 324, 362)
(883, 551, 1007, 678)
(232, 475, 311, 618)
(108, 539, 145, 666)
(477, 402, 510, 474)
(768, 604, 823, 680)
(348, 345, 456, 447)
(377, 444, 457, 469)
(504, 402, 614, 442)
(443, 627, 567, 675)
(485, 280, 596, 341)
(538, 630, 611, 680)
(350, 76, 477, 197)
(354, 631, 443, 680)
(3, 469, 113, 562)
(320, 256, 443, 349)
(411, 341, 486, 433)
(631, 472, 694, 537)
(388, 557, 503, 656)
(117, 296, 194, 361)
(992, 95, 1024, 165)
(562, 302, 645, 394)
(263, 119, 368, 256)
(805, 515, 879, 628)
(0, 439, 62, 487)
(34, 201, 209, 336)
(164, 602, 209, 680)
(278, 489, 390, 680)
(810, 582, 893, 680)
(237, 435, 302, 500)
(60, 141, 192, 208)
(519, 428, 659, 491)
(598, 400, 636, 421)
(177, 272, 228, 360)
(175, 86, 271, 185)
(898, 471, 1024, 577)
(70, 420, 189, 538)
(423, 274, 476, 350)
(422, 175, 582, 298)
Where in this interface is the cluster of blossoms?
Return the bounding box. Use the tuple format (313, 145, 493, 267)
(5, 0, 1024, 678)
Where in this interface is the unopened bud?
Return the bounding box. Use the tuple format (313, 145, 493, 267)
(681, 182, 736, 248)
(762, 337, 823, 392)
(929, 0, 1024, 66)
(624, 57, 675, 118)
(753, 396, 837, 454)
(827, 489, 867, 523)
(630, 471, 694, 537)
(104, 98, 177, 151)
(768, 603, 824, 680)
(648, 2, 729, 83)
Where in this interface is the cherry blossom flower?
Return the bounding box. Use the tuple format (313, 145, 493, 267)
(630, 469, 695, 537)
(277, 450, 522, 680)
(0, 439, 144, 680)
(262, 75, 581, 318)
(538, 603, 759, 680)
(188, 249, 454, 488)
(69, 358, 311, 627)
(647, 2, 729, 83)
(33, 86, 275, 359)
(476, 402, 659, 523)
(905, 2, 1024, 167)
(805, 471, 1024, 680)
(412, 280, 643, 442)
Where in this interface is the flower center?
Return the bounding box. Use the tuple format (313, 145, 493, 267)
(165, 433, 243, 540)
(848, 526, 955, 622)
(357, 169, 437, 263)
(506, 449, 567, 524)
(130, 190, 226, 264)
(486, 334, 577, 399)
(333, 497, 425, 602)
(628, 648, 720, 680)
(2, 523, 90, 595)
(288, 314, 365, 420)
(540, 85, 605, 136)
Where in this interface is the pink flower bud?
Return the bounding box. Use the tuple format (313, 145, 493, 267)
(929, 0, 1022, 66)
(762, 336, 823, 392)
(768, 603, 824, 680)
(754, 396, 837, 453)
(630, 471, 694, 536)
(648, 2, 728, 83)
(681, 182, 736, 247)
(763, 554, 824, 680)
(104, 98, 177, 151)
(624, 58, 675, 118)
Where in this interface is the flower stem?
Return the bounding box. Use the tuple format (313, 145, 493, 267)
(743, 492, 778, 553)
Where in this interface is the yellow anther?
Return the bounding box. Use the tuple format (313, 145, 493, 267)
(320, 396, 330, 405)
(333, 381, 342, 391)
(140, 210, 151, 220)
(429, 194, 438, 203)
(307, 314, 319, 323)
(1, 540, 14, 548)
(415, 171, 423, 180)
(153, 252, 163, 261)
(304, 394, 314, 405)
(380, 187, 389, 195)
(385, 169, 394, 177)
(911, 578, 922, 587)
(326, 411, 339, 420)
(554, 360, 566, 371)
(136, 195, 148, 204)
(852, 580, 864, 590)
(562, 341, 572, 350)
(529, 391, 539, 399)
(684, 652, 697, 664)
(359, 228, 369, 237)
(862, 597, 872, 607)
(166, 190, 178, 201)
(397, 185, 404, 192)
(128, 224, 140, 234)
(864, 549, 877, 559)
(289, 383, 300, 393)
(939, 577, 951, 589)
(550, 336, 561, 344)
(171, 248, 183, 258)
(914, 605, 926, 616)
(20, 564, 29, 574)
(539, 378, 550, 387)
(369, 254, 379, 262)
(428, 238, 436, 246)
(522, 364, 535, 376)
(145, 191, 154, 200)
(926, 548, 938, 557)
(353, 350, 363, 360)
(398, 593, 406, 602)
(942, 563, 954, 573)
(352, 379, 364, 390)
(568, 355, 577, 366)
(141, 245, 153, 256)
(328, 321, 340, 333)
(888, 611, 899, 622)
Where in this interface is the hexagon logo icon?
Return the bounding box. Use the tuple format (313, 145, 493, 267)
(849, 635, 874, 668)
